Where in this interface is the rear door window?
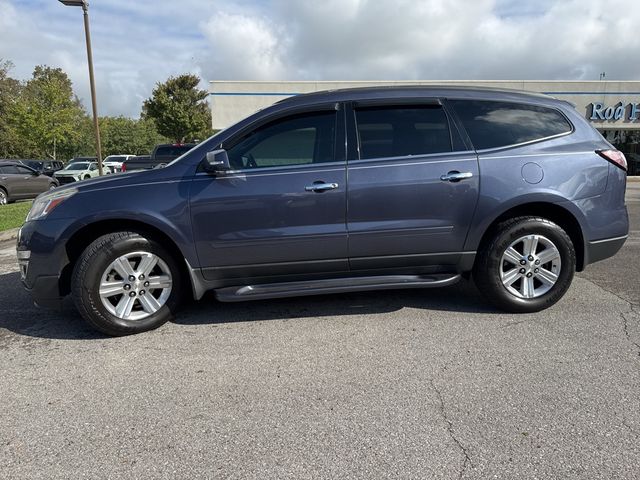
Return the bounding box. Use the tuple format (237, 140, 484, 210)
(450, 100, 572, 150)
(354, 105, 452, 160)
(0, 166, 19, 174)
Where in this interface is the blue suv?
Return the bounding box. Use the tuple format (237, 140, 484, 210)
(17, 87, 629, 335)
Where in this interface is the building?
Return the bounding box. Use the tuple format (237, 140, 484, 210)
(209, 80, 640, 174)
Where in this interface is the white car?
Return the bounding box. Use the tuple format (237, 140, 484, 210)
(54, 161, 100, 185)
(103, 154, 135, 173)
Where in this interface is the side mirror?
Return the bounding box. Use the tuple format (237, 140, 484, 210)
(204, 149, 231, 172)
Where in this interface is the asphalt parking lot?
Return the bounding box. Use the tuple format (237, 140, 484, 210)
(1, 184, 638, 479)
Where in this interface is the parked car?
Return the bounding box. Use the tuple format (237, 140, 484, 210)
(18, 86, 629, 336)
(53, 161, 100, 184)
(120, 144, 197, 172)
(19, 159, 64, 177)
(626, 153, 640, 176)
(151, 143, 197, 163)
(121, 155, 154, 172)
(69, 156, 97, 164)
(0, 160, 58, 205)
(103, 154, 135, 174)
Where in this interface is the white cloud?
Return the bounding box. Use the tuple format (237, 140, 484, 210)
(198, 0, 640, 82)
(200, 11, 287, 80)
(1, 0, 639, 117)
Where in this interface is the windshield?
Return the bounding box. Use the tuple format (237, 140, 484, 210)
(65, 162, 89, 170)
(104, 156, 127, 162)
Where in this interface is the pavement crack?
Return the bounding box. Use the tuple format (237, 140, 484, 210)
(622, 419, 640, 439)
(579, 277, 640, 361)
(579, 276, 638, 308)
(430, 379, 472, 480)
(621, 304, 640, 360)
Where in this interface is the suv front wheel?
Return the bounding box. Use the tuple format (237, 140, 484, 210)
(474, 216, 576, 313)
(71, 231, 182, 335)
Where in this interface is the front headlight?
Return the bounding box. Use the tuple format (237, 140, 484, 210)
(26, 188, 78, 222)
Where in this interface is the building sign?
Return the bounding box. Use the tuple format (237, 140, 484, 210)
(590, 102, 640, 122)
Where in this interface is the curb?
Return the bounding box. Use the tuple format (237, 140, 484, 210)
(628, 176, 640, 183)
(0, 227, 19, 243)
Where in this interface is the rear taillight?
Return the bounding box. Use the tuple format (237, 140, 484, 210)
(596, 149, 627, 171)
(121, 163, 126, 172)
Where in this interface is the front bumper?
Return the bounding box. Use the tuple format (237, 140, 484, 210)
(22, 274, 63, 309)
(55, 176, 78, 185)
(17, 219, 73, 310)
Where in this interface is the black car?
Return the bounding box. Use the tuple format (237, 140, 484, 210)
(20, 159, 64, 177)
(151, 143, 197, 163)
(0, 160, 58, 205)
(121, 155, 154, 172)
(120, 145, 196, 172)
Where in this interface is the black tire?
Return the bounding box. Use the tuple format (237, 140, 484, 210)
(84, 175, 90, 180)
(71, 231, 183, 336)
(473, 216, 576, 313)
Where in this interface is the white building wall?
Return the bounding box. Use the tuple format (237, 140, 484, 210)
(209, 80, 640, 131)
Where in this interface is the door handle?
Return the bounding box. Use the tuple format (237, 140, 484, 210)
(440, 171, 473, 182)
(305, 182, 339, 192)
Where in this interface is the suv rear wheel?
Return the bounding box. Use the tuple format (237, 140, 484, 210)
(474, 216, 576, 312)
(71, 231, 182, 336)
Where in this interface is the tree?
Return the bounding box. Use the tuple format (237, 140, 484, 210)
(142, 74, 212, 143)
(99, 116, 168, 156)
(0, 59, 22, 158)
(11, 65, 88, 160)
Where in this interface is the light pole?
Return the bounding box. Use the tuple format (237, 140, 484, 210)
(58, 0, 104, 176)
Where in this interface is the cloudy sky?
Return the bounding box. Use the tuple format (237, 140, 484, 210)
(1, 0, 639, 118)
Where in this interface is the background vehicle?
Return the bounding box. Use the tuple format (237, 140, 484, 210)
(19, 159, 64, 177)
(151, 143, 196, 163)
(17, 87, 629, 336)
(121, 155, 153, 172)
(69, 156, 97, 164)
(0, 160, 58, 204)
(53, 161, 100, 184)
(626, 153, 640, 175)
(103, 154, 134, 173)
(120, 145, 196, 172)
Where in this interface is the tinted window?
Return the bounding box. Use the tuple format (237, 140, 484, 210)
(450, 100, 572, 150)
(227, 111, 336, 169)
(1, 165, 19, 174)
(23, 160, 42, 169)
(16, 166, 34, 174)
(354, 105, 452, 160)
(155, 146, 193, 157)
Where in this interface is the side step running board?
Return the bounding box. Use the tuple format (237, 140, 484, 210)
(214, 274, 461, 302)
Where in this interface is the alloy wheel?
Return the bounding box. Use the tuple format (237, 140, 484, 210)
(500, 234, 561, 299)
(99, 251, 173, 320)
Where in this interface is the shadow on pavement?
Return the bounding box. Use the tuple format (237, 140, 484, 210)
(0, 269, 497, 340)
(0, 272, 104, 341)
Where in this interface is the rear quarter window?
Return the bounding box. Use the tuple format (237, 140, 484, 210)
(450, 100, 572, 150)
